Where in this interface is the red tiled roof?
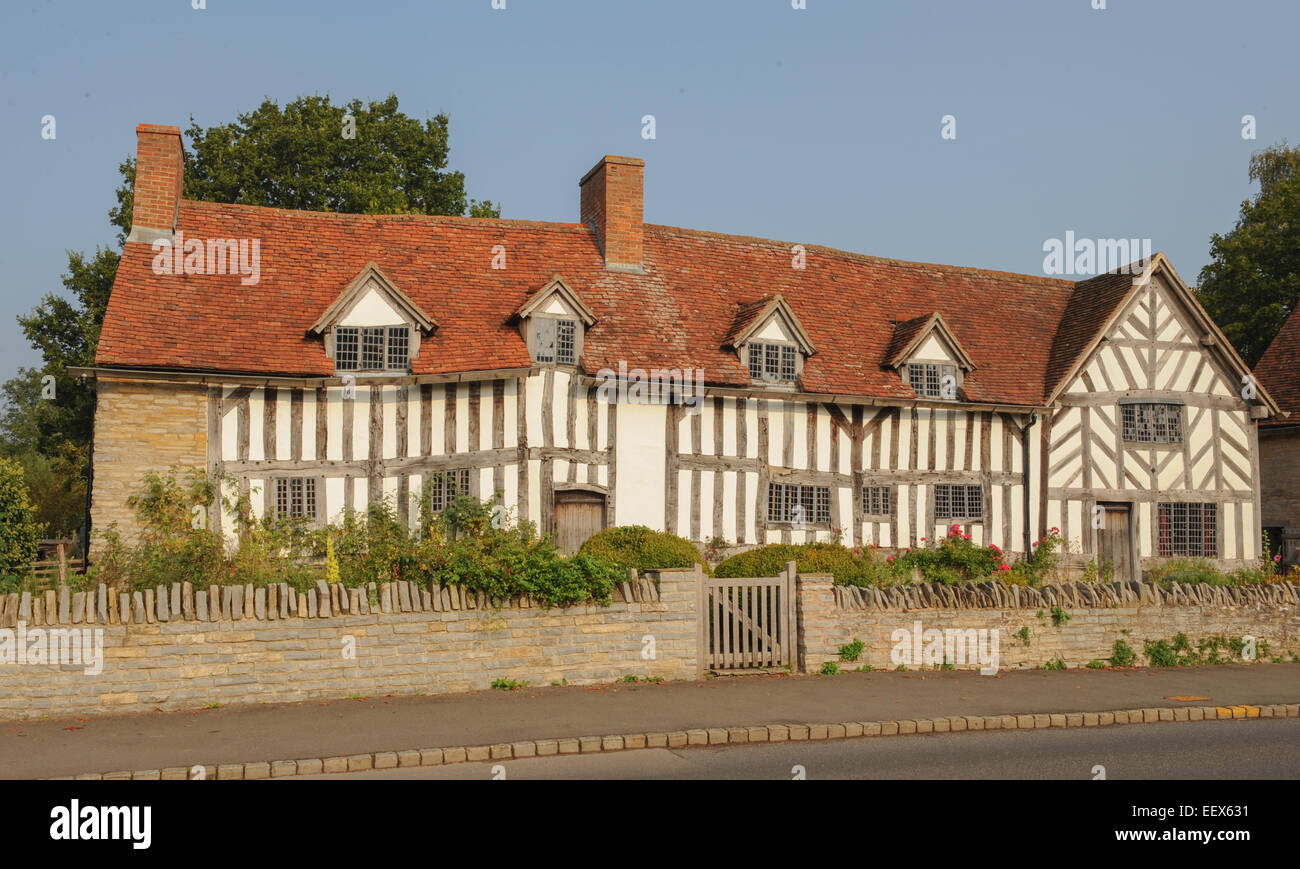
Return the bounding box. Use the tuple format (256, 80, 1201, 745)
(1255, 306, 1300, 425)
(98, 199, 1096, 405)
(1042, 270, 1138, 400)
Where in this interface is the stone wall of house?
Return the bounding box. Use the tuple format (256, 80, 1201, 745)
(1260, 427, 1300, 566)
(0, 570, 698, 719)
(799, 577, 1300, 673)
(90, 377, 208, 556)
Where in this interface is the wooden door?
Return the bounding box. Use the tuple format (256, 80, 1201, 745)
(1097, 503, 1133, 583)
(554, 490, 605, 554)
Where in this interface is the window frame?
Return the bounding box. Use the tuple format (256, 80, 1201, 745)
(906, 360, 960, 400)
(1119, 399, 1185, 446)
(529, 314, 581, 366)
(332, 324, 412, 374)
(767, 481, 832, 526)
(1156, 502, 1218, 558)
(270, 475, 323, 525)
(860, 483, 893, 520)
(933, 483, 985, 522)
(423, 468, 474, 514)
(746, 340, 801, 385)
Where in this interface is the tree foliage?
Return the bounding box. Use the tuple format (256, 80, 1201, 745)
(0, 456, 45, 577)
(3, 94, 496, 543)
(1197, 143, 1300, 367)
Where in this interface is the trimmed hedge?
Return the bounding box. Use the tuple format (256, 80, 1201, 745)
(577, 525, 703, 575)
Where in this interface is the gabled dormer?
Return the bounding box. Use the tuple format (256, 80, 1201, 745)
(310, 263, 436, 375)
(512, 275, 597, 366)
(886, 313, 975, 401)
(723, 295, 816, 388)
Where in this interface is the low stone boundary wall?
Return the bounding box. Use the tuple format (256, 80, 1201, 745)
(796, 577, 1300, 673)
(0, 570, 698, 719)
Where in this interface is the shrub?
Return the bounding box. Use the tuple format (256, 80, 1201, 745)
(577, 525, 702, 576)
(0, 457, 44, 578)
(714, 542, 904, 587)
(1110, 639, 1137, 667)
(838, 638, 865, 662)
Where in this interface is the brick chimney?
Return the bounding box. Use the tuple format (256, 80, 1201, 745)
(127, 124, 184, 244)
(579, 155, 644, 272)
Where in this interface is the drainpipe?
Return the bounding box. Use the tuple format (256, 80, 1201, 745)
(1022, 412, 1038, 557)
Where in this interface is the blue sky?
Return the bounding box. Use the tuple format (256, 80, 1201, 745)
(1, 0, 1297, 380)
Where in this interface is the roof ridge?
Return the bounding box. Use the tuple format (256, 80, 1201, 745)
(179, 198, 589, 231)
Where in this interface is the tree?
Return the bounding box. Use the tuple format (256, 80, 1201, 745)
(2, 93, 498, 541)
(0, 456, 44, 578)
(109, 94, 498, 240)
(1197, 143, 1300, 367)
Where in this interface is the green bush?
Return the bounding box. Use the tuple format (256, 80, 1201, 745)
(0, 456, 44, 578)
(577, 525, 702, 576)
(1110, 639, 1137, 667)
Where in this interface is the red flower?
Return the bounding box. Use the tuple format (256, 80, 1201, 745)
(963, 533, 971, 539)
(998, 563, 1010, 571)
(921, 537, 927, 542)
(1032, 541, 1039, 547)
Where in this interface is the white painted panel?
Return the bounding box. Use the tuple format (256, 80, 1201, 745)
(337, 285, 401, 326)
(274, 390, 291, 461)
(616, 402, 667, 530)
(406, 388, 420, 457)
(504, 380, 520, 449)
(302, 390, 317, 460)
(249, 390, 265, 461)
(250, 478, 265, 519)
(1009, 484, 1023, 554)
(817, 409, 832, 472)
(354, 478, 368, 508)
(991, 486, 1003, 549)
(1157, 453, 1183, 489)
(478, 467, 492, 502)
(1241, 501, 1255, 560)
(722, 471, 737, 541)
(526, 460, 541, 525)
(743, 471, 758, 542)
(460, 387, 475, 455)
(1067, 500, 1082, 551)
(700, 472, 715, 540)
(913, 333, 954, 363)
(790, 401, 807, 469)
(916, 412, 930, 471)
(1138, 502, 1153, 557)
(525, 377, 544, 454)
(754, 316, 794, 342)
(326, 391, 344, 461)
(382, 386, 397, 458)
(222, 399, 237, 462)
(352, 388, 371, 461)
(479, 385, 494, 453)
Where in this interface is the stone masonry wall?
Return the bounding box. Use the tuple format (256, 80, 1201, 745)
(0, 569, 697, 719)
(90, 377, 208, 556)
(800, 578, 1300, 673)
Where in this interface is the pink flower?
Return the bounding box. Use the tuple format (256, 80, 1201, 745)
(1032, 541, 1039, 547)
(1274, 554, 1282, 563)
(921, 537, 927, 542)
(1049, 527, 1060, 535)
(998, 563, 1010, 571)
(963, 533, 971, 539)
(886, 556, 895, 562)
(990, 544, 1001, 552)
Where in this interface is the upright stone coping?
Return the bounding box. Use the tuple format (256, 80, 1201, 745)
(830, 579, 1300, 612)
(0, 573, 670, 629)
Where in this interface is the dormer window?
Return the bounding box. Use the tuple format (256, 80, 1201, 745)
(335, 325, 410, 372)
(310, 263, 436, 377)
(886, 313, 975, 403)
(514, 275, 597, 367)
(724, 295, 816, 388)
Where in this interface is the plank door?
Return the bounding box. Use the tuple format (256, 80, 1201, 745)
(554, 490, 606, 554)
(1097, 502, 1133, 583)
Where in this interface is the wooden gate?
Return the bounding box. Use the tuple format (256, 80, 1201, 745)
(697, 562, 795, 673)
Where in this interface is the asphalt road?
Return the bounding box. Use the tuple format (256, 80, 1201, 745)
(6, 664, 1297, 778)
(295, 716, 1300, 780)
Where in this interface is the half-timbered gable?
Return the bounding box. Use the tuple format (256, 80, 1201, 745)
(83, 122, 1281, 579)
(1044, 258, 1273, 572)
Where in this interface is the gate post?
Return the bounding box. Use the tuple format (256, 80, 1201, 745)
(694, 562, 706, 680)
(794, 566, 837, 675)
